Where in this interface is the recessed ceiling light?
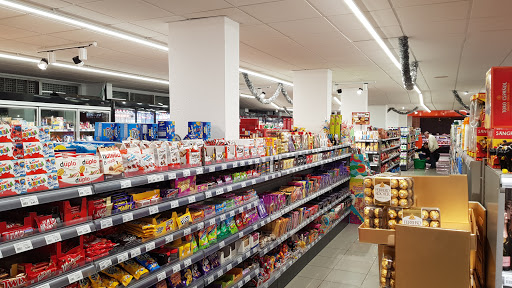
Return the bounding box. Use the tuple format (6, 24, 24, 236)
(434, 76, 448, 79)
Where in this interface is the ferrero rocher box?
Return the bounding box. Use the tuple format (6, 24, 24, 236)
(361, 175, 479, 288)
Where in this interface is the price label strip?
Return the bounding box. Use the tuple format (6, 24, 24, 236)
(14, 240, 33, 254)
(77, 186, 93, 196)
(67, 270, 83, 284)
(20, 195, 38, 207)
(44, 233, 62, 245)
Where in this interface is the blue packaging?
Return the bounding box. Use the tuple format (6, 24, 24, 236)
(202, 122, 211, 140)
(141, 124, 158, 141)
(188, 122, 202, 139)
(115, 123, 141, 141)
(94, 122, 116, 141)
(158, 121, 175, 140)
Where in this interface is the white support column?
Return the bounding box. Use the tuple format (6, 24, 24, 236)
(168, 17, 239, 139)
(339, 88, 368, 130)
(293, 69, 332, 133)
(368, 105, 388, 128)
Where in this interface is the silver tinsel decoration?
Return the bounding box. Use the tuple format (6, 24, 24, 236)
(452, 90, 470, 110)
(387, 106, 419, 115)
(453, 110, 468, 117)
(398, 36, 418, 91)
(242, 72, 293, 105)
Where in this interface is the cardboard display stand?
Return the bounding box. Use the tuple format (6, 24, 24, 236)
(359, 175, 485, 288)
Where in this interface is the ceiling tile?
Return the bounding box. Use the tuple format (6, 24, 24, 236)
(370, 9, 399, 27)
(380, 25, 403, 39)
(26, 0, 73, 8)
(307, 0, 355, 16)
(183, 7, 262, 26)
(239, 0, 321, 23)
(0, 7, 26, 19)
(471, 0, 512, 18)
(130, 16, 186, 34)
(468, 16, 511, 33)
(226, 0, 281, 6)
(361, 0, 391, 11)
(391, 0, 467, 8)
(269, 17, 339, 38)
(240, 43, 301, 71)
(395, 1, 469, 23)
(111, 22, 166, 38)
(0, 24, 40, 39)
(57, 5, 122, 25)
(0, 15, 79, 33)
(79, 0, 173, 21)
(144, 0, 232, 15)
(15, 35, 76, 47)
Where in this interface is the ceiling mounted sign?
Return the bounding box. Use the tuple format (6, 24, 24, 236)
(352, 112, 370, 125)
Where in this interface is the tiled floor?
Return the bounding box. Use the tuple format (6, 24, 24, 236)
(285, 224, 379, 288)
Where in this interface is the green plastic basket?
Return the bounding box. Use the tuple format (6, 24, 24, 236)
(414, 159, 426, 169)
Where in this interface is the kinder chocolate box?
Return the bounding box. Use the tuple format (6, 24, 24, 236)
(158, 121, 175, 140)
(12, 125, 22, 141)
(26, 173, 58, 192)
(116, 123, 140, 141)
(0, 177, 24, 197)
(0, 142, 14, 160)
(42, 142, 55, 157)
(13, 142, 23, 159)
(0, 124, 12, 142)
(0, 160, 25, 178)
(94, 122, 117, 142)
(141, 124, 158, 141)
(25, 158, 48, 175)
(22, 126, 40, 142)
(38, 126, 51, 141)
(485, 67, 512, 129)
(23, 142, 44, 158)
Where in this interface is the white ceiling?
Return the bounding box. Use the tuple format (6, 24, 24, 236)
(0, 0, 510, 111)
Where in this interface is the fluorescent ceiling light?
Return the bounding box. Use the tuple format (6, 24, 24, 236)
(240, 94, 255, 98)
(344, 0, 431, 112)
(285, 107, 293, 111)
(0, 53, 39, 63)
(333, 97, 341, 105)
(239, 68, 293, 87)
(0, 0, 168, 51)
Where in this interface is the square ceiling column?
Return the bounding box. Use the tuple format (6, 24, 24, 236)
(169, 16, 240, 139)
(293, 69, 333, 133)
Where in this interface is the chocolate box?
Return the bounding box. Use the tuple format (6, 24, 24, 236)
(475, 128, 488, 160)
(141, 123, 158, 141)
(116, 123, 141, 141)
(487, 128, 512, 168)
(94, 122, 117, 142)
(158, 121, 175, 140)
(485, 67, 512, 129)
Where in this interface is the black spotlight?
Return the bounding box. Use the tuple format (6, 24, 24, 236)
(72, 56, 84, 66)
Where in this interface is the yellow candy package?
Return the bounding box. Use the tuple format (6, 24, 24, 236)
(101, 276, 120, 288)
(88, 273, 103, 288)
(101, 266, 133, 287)
(120, 259, 149, 280)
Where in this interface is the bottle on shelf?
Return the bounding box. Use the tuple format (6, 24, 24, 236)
(505, 212, 511, 271)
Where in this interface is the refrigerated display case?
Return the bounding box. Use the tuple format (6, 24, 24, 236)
(137, 110, 154, 123)
(41, 108, 76, 142)
(0, 105, 37, 125)
(156, 111, 170, 121)
(79, 110, 110, 141)
(114, 108, 136, 123)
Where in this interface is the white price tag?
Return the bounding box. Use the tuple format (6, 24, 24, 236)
(221, 164, 227, 170)
(122, 213, 134, 223)
(156, 174, 164, 182)
(172, 264, 181, 273)
(119, 179, 132, 189)
(77, 186, 93, 196)
(44, 232, 62, 245)
(0, 250, 3, 259)
(205, 191, 212, 198)
(232, 162, 238, 168)
(254, 159, 260, 164)
(99, 259, 112, 270)
(145, 242, 156, 251)
(264, 176, 269, 181)
(209, 166, 216, 173)
(34, 284, 50, 288)
(248, 159, 253, 165)
(238, 231, 244, 238)
(198, 222, 204, 230)
(504, 275, 512, 286)
(14, 240, 33, 253)
(196, 167, 204, 174)
(219, 241, 225, 248)
(183, 170, 191, 177)
(100, 218, 113, 229)
(229, 211, 235, 217)
(20, 196, 38, 207)
(67, 270, 83, 283)
(220, 215, 226, 221)
(170, 201, 179, 209)
(226, 264, 232, 271)
(117, 252, 129, 263)
(165, 235, 174, 243)
(209, 219, 216, 226)
(207, 276, 214, 284)
(130, 248, 141, 258)
(157, 272, 166, 282)
(252, 224, 258, 231)
(184, 258, 192, 267)
(244, 276, 251, 282)
(147, 175, 157, 183)
(184, 228, 191, 236)
(238, 207, 244, 213)
(168, 172, 177, 179)
(227, 186, 232, 192)
(241, 182, 246, 188)
(251, 179, 256, 185)
(217, 271, 223, 278)
(237, 257, 243, 263)
(216, 188, 224, 195)
(76, 225, 91, 236)
(238, 282, 243, 288)
(188, 196, 196, 203)
(245, 251, 250, 258)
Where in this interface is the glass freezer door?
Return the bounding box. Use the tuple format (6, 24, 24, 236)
(0, 105, 37, 125)
(40, 108, 76, 142)
(78, 110, 110, 141)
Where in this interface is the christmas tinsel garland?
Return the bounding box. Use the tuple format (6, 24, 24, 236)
(242, 72, 293, 105)
(387, 106, 419, 115)
(398, 36, 419, 91)
(452, 90, 470, 110)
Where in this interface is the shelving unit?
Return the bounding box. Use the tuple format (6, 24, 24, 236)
(3, 145, 352, 288)
(400, 127, 415, 171)
(355, 138, 400, 173)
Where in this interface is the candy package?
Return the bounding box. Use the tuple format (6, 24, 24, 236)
(101, 266, 133, 287)
(119, 259, 149, 280)
(134, 253, 160, 272)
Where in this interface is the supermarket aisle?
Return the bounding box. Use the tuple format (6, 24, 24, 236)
(402, 153, 451, 176)
(285, 224, 378, 288)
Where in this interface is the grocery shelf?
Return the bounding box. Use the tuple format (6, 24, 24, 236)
(203, 248, 259, 286)
(381, 146, 400, 153)
(30, 264, 97, 288)
(382, 154, 400, 164)
(364, 151, 378, 154)
(385, 163, 400, 172)
(0, 148, 351, 213)
(50, 129, 74, 132)
(257, 208, 350, 288)
(0, 222, 96, 259)
(259, 191, 350, 257)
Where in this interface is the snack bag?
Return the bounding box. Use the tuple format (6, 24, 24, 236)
(101, 276, 120, 288)
(98, 147, 124, 175)
(88, 273, 103, 288)
(119, 259, 149, 280)
(101, 266, 133, 287)
(134, 253, 160, 272)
